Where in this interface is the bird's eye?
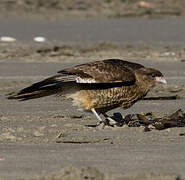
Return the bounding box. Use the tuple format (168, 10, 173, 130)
(151, 73, 156, 78)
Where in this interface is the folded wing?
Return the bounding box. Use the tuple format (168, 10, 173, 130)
(58, 59, 144, 84)
(7, 59, 144, 100)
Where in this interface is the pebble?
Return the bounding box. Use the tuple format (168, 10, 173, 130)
(51, 124, 57, 128)
(33, 37, 46, 42)
(0, 132, 16, 142)
(148, 124, 156, 129)
(137, 1, 152, 8)
(0, 36, 16, 42)
(69, 113, 83, 118)
(179, 133, 185, 136)
(163, 52, 176, 56)
(39, 126, 46, 131)
(33, 130, 44, 137)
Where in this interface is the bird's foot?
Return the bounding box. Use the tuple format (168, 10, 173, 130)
(105, 117, 117, 126)
(86, 113, 124, 128)
(104, 112, 124, 127)
(86, 119, 116, 128)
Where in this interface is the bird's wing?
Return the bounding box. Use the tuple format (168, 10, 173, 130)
(7, 59, 144, 100)
(58, 59, 144, 83)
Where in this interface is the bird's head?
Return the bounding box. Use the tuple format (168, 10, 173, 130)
(135, 67, 167, 88)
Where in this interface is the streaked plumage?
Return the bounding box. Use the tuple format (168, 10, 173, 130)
(8, 59, 167, 126)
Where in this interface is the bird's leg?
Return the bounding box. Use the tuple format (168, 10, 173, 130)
(87, 109, 122, 128)
(91, 108, 104, 126)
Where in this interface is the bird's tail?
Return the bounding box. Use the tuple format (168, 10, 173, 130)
(7, 75, 76, 101)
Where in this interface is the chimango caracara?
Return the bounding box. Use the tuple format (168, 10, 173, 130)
(8, 59, 167, 126)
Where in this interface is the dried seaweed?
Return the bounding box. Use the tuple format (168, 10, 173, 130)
(111, 109, 185, 131)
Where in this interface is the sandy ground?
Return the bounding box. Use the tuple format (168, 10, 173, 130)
(0, 18, 185, 179)
(0, 0, 185, 19)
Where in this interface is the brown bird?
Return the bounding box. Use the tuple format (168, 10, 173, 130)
(8, 59, 167, 126)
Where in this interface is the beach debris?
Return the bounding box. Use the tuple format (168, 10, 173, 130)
(69, 113, 83, 119)
(179, 133, 185, 136)
(107, 109, 185, 131)
(0, 132, 16, 141)
(163, 51, 176, 56)
(0, 158, 5, 161)
(0, 36, 16, 42)
(137, 1, 152, 8)
(143, 95, 182, 100)
(33, 130, 44, 137)
(33, 36, 46, 42)
(36, 45, 74, 56)
(37, 166, 104, 180)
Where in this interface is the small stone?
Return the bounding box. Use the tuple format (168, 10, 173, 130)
(137, 1, 152, 8)
(33, 130, 44, 137)
(0, 132, 16, 141)
(0, 116, 8, 121)
(163, 52, 176, 56)
(51, 124, 57, 128)
(33, 37, 46, 42)
(0, 158, 5, 161)
(39, 126, 46, 131)
(69, 113, 83, 118)
(0, 36, 16, 42)
(179, 133, 185, 136)
(148, 124, 156, 129)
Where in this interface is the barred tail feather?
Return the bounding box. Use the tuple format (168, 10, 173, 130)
(7, 75, 76, 101)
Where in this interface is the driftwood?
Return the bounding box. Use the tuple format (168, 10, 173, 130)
(143, 95, 185, 100)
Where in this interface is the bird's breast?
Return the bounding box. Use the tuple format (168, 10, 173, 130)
(67, 84, 144, 111)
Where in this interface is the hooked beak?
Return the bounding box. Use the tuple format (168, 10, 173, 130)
(155, 77, 167, 84)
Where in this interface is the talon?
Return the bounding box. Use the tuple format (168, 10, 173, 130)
(106, 117, 117, 126)
(96, 120, 103, 126)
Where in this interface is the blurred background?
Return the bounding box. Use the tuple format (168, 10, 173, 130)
(1, 0, 185, 62)
(0, 0, 184, 19)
